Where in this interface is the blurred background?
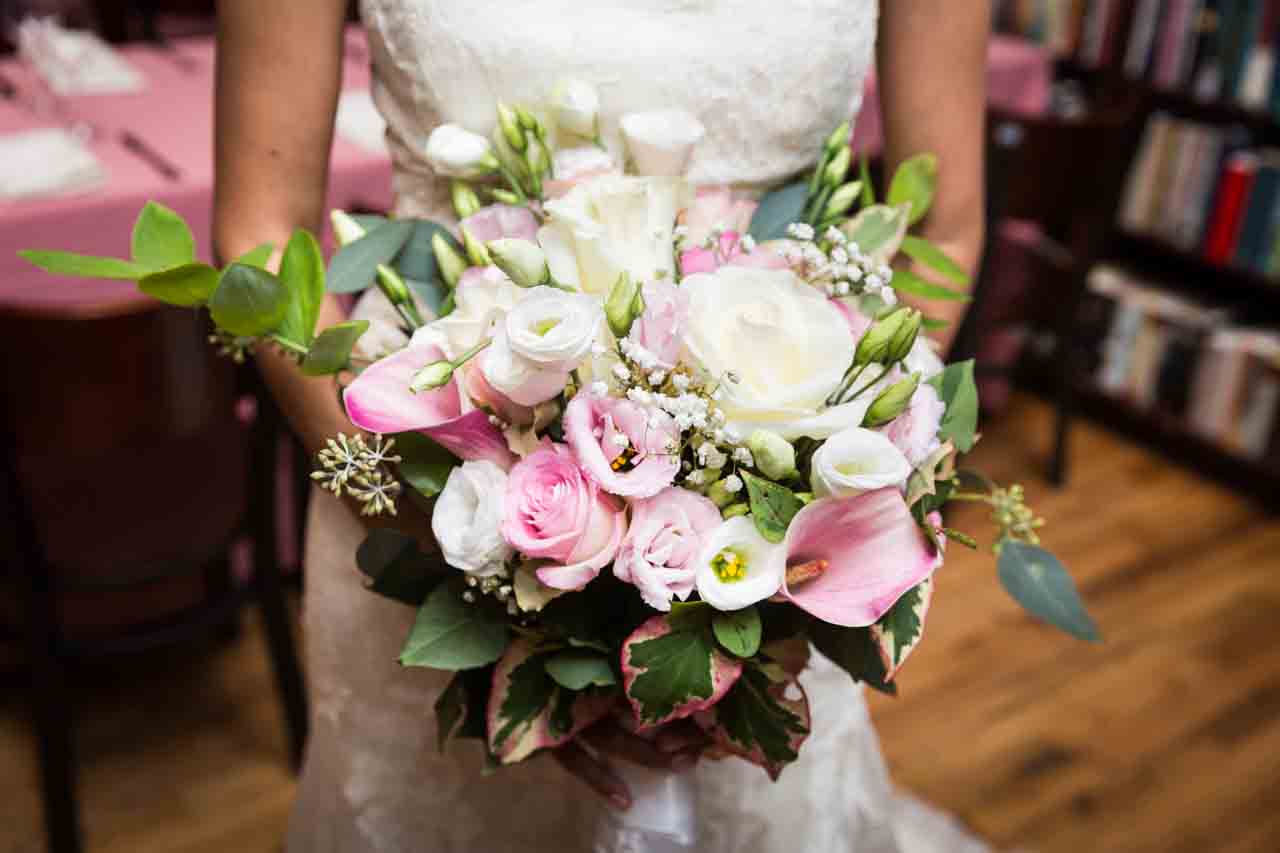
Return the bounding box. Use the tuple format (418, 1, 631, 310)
(0, 1, 1277, 851)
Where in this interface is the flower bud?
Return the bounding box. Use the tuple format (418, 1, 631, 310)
(823, 181, 862, 220)
(854, 306, 914, 366)
(605, 272, 643, 338)
(330, 209, 366, 247)
(460, 225, 491, 267)
(432, 232, 468, 289)
(526, 140, 550, 179)
(424, 124, 499, 178)
(823, 145, 851, 189)
(450, 180, 482, 220)
(487, 238, 549, 288)
(706, 478, 738, 509)
(862, 372, 920, 427)
(746, 429, 797, 481)
(722, 502, 750, 519)
(490, 188, 523, 206)
(825, 121, 851, 154)
(515, 104, 541, 133)
(886, 307, 922, 364)
(549, 78, 601, 139)
(496, 103, 527, 152)
(409, 359, 455, 393)
(376, 264, 412, 307)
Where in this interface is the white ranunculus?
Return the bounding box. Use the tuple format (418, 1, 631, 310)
(810, 427, 913, 498)
(410, 266, 523, 360)
(481, 286, 603, 406)
(620, 110, 706, 177)
(432, 460, 513, 577)
(424, 124, 496, 178)
(538, 174, 692, 295)
(549, 78, 601, 139)
(694, 516, 786, 611)
(680, 266, 862, 440)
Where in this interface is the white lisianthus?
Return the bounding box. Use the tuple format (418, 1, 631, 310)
(903, 336, 945, 380)
(549, 78, 601, 139)
(481, 286, 603, 406)
(432, 460, 513, 577)
(424, 124, 497, 178)
(410, 266, 523, 360)
(810, 427, 913, 498)
(694, 516, 786, 611)
(680, 265, 865, 439)
(620, 110, 706, 177)
(538, 174, 692, 295)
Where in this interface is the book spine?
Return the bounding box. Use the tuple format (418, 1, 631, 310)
(1234, 161, 1280, 269)
(1203, 153, 1259, 263)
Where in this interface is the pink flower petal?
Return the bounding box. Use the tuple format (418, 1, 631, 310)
(535, 493, 628, 590)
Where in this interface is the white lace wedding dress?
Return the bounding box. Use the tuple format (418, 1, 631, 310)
(287, 2, 990, 850)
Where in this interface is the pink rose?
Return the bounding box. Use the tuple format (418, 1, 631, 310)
(626, 279, 687, 369)
(460, 203, 539, 243)
(503, 441, 627, 590)
(614, 487, 722, 611)
(563, 393, 680, 498)
(881, 382, 946, 467)
(681, 187, 757, 246)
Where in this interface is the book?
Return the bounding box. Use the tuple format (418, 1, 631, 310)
(1233, 151, 1280, 270)
(1203, 150, 1260, 263)
(1126, 0, 1168, 78)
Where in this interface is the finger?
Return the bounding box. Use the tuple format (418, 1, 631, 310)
(552, 741, 631, 810)
(582, 721, 677, 770)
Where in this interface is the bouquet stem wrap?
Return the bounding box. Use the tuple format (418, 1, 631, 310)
(592, 766, 697, 853)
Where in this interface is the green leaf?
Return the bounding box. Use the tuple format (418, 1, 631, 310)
(137, 263, 219, 307)
(748, 181, 810, 242)
(926, 360, 979, 452)
(18, 249, 150, 280)
(712, 606, 762, 658)
(875, 583, 925, 670)
(807, 621, 897, 696)
(399, 578, 508, 670)
(434, 673, 468, 752)
(890, 269, 969, 302)
(131, 201, 195, 270)
(742, 471, 803, 544)
(859, 154, 874, 206)
(711, 662, 810, 774)
(887, 153, 937, 226)
(393, 432, 459, 498)
(492, 650, 556, 751)
(395, 220, 458, 316)
(623, 614, 743, 726)
(998, 542, 1100, 642)
(900, 235, 971, 286)
(355, 528, 442, 606)
(301, 320, 369, 376)
(278, 229, 326, 346)
(235, 242, 275, 269)
(921, 316, 950, 331)
(209, 263, 289, 337)
(842, 203, 910, 264)
(327, 219, 414, 294)
(544, 650, 617, 690)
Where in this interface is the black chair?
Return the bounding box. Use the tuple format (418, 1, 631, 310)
(0, 296, 307, 853)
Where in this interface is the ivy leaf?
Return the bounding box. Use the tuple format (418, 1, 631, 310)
(926, 360, 979, 452)
(301, 320, 369, 376)
(18, 249, 150, 280)
(235, 242, 275, 269)
(399, 578, 508, 670)
(890, 269, 970, 302)
(131, 201, 195, 270)
(622, 613, 743, 727)
(209, 263, 289, 337)
(900, 235, 971, 286)
(807, 621, 897, 696)
(887, 153, 937, 225)
(434, 673, 468, 753)
(393, 432, 459, 498)
(712, 606, 762, 658)
(869, 579, 933, 680)
(327, 219, 414, 294)
(841, 203, 910, 265)
(355, 528, 442, 606)
(138, 263, 219, 306)
(700, 662, 811, 780)
(748, 181, 810, 242)
(998, 542, 1100, 642)
(742, 471, 802, 544)
(278, 229, 326, 347)
(544, 650, 617, 690)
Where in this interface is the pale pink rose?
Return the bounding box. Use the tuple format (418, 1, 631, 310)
(678, 230, 791, 276)
(614, 487, 722, 611)
(626, 279, 687, 368)
(460, 204, 540, 243)
(881, 382, 946, 467)
(681, 187, 757, 247)
(545, 146, 620, 199)
(563, 393, 680, 498)
(502, 441, 627, 590)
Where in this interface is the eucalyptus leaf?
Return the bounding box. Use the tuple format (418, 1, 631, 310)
(394, 432, 459, 498)
(301, 320, 369, 376)
(209, 263, 289, 337)
(748, 181, 810, 242)
(396, 220, 457, 286)
(998, 542, 1100, 642)
(842, 203, 910, 265)
(235, 242, 275, 269)
(400, 578, 509, 670)
(742, 471, 803, 544)
(138, 263, 220, 307)
(887, 153, 937, 226)
(18, 249, 150, 281)
(926, 360, 979, 452)
(890, 269, 969, 302)
(328, 219, 414, 294)
(712, 606, 763, 658)
(278, 229, 326, 346)
(544, 650, 617, 690)
(131, 201, 195, 270)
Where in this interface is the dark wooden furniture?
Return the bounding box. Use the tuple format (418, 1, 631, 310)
(0, 295, 307, 853)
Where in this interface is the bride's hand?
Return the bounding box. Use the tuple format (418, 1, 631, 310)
(552, 718, 710, 810)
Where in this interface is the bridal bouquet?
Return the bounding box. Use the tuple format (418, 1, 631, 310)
(21, 80, 1098, 780)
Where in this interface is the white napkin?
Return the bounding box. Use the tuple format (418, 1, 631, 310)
(0, 127, 106, 200)
(336, 89, 389, 154)
(17, 17, 145, 96)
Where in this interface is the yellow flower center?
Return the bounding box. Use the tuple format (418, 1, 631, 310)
(532, 318, 561, 336)
(712, 548, 748, 583)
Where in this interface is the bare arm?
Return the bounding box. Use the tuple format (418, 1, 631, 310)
(877, 1, 990, 350)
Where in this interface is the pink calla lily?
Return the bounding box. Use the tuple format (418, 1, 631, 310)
(780, 488, 942, 627)
(343, 343, 515, 470)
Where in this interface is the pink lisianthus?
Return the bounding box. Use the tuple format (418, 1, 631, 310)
(614, 487, 722, 611)
(626, 279, 687, 369)
(881, 382, 946, 467)
(459, 203, 539, 243)
(502, 441, 626, 590)
(563, 393, 680, 498)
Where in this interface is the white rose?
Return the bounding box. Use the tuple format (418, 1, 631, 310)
(424, 124, 497, 178)
(694, 516, 786, 611)
(620, 109, 706, 177)
(432, 460, 513, 577)
(410, 266, 523, 360)
(680, 266, 864, 440)
(810, 427, 913, 498)
(481, 285, 603, 406)
(538, 174, 692, 295)
(549, 78, 601, 139)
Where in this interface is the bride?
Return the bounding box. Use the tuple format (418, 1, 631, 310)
(214, 1, 989, 850)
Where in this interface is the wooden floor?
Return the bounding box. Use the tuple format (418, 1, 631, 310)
(2, 393, 1278, 852)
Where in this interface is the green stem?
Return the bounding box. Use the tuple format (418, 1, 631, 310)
(496, 162, 528, 202)
(841, 364, 891, 406)
(452, 337, 492, 368)
(947, 492, 994, 504)
(269, 333, 308, 358)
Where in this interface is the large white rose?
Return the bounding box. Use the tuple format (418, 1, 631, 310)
(680, 266, 864, 439)
(481, 285, 603, 406)
(432, 460, 513, 577)
(810, 427, 913, 498)
(538, 174, 691, 296)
